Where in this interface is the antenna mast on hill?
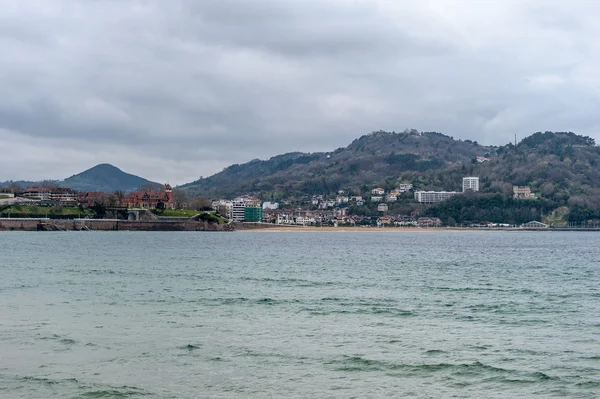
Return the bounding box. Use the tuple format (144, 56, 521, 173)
(515, 134, 517, 146)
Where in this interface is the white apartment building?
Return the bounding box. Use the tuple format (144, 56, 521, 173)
(262, 201, 279, 210)
(398, 183, 413, 192)
(372, 188, 385, 195)
(377, 203, 389, 212)
(414, 191, 459, 204)
(232, 199, 246, 222)
(462, 177, 480, 192)
(371, 196, 383, 202)
(212, 199, 234, 220)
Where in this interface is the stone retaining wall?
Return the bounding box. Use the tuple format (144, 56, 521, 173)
(0, 219, 233, 232)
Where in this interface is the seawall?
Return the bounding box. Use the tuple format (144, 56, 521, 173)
(0, 219, 234, 232)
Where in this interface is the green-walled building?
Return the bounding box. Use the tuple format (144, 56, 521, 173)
(244, 205, 263, 222)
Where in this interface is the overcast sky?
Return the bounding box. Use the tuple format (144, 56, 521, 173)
(1, 0, 599, 184)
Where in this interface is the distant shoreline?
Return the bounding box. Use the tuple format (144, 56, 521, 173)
(239, 225, 600, 233)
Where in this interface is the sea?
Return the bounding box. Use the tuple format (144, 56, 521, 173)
(1, 231, 599, 398)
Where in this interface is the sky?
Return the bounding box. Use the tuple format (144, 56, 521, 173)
(1, 0, 600, 184)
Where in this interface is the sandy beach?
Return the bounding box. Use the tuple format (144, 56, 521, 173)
(243, 226, 456, 232)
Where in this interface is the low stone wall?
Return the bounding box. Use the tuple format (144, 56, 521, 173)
(233, 222, 281, 230)
(0, 219, 233, 232)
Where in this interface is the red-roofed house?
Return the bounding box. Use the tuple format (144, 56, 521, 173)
(124, 184, 173, 209)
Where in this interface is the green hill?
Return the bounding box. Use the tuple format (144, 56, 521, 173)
(180, 129, 492, 198)
(63, 164, 160, 192)
(179, 130, 600, 225)
(1, 164, 160, 193)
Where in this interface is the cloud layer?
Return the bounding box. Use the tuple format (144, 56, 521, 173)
(1, 0, 600, 184)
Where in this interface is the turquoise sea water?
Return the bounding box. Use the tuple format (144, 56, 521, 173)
(1, 231, 599, 398)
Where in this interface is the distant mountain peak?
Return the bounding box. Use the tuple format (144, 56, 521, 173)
(63, 164, 160, 193)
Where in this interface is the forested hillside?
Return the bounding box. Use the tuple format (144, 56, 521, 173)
(180, 130, 600, 224)
(180, 129, 491, 197)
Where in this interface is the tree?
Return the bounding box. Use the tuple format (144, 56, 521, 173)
(114, 190, 125, 206)
(172, 188, 187, 209)
(8, 183, 21, 194)
(90, 201, 107, 218)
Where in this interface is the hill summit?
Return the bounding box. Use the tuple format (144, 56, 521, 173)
(179, 129, 492, 198)
(62, 164, 160, 193)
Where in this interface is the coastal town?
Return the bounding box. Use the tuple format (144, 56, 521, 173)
(0, 174, 548, 230)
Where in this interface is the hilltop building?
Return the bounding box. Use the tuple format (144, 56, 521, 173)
(414, 191, 459, 204)
(262, 201, 279, 210)
(513, 186, 535, 199)
(462, 177, 479, 192)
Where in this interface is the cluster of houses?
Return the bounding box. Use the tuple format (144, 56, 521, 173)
(9, 184, 175, 209)
(260, 207, 442, 228)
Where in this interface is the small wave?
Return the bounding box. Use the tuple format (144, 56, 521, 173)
(38, 334, 77, 345)
(199, 297, 299, 306)
(424, 349, 447, 355)
(179, 344, 201, 350)
(576, 380, 600, 388)
(484, 371, 559, 384)
(79, 388, 148, 398)
(239, 276, 334, 287)
(15, 375, 152, 397)
(328, 356, 509, 374)
(307, 306, 414, 318)
(20, 376, 79, 385)
(582, 355, 600, 360)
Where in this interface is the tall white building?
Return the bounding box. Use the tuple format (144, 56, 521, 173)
(462, 177, 480, 192)
(232, 199, 246, 222)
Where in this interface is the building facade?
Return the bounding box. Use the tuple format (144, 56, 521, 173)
(22, 187, 77, 204)
(124, 184, 173, 209)
(414, 191, 459, 204)
(513, 186, 535, 199)
(244, 205, 263, 222)
(212, 200, 234, 220)
(462, 177, 480, 192)
(232, 200, 246, 222)
(262, 201, 279, 210)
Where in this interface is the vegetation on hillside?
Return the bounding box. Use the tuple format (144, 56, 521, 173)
(180, 130, 600, 225)
(0, 163, 161, 193)
(180, 129, 491, 198)
(62, 163, 161, 192)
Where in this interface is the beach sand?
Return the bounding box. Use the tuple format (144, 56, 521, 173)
(242, 226, 455, 232)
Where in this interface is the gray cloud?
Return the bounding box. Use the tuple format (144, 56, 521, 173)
(1, 0, 600, 184)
